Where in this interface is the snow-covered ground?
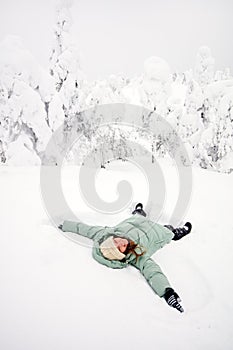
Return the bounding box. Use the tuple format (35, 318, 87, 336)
(0, 161, 233, 350)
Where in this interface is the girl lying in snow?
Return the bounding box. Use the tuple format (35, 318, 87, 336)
(59, 203, 192, 313)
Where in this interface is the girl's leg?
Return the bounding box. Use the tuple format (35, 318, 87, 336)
(164, 222, 192, 240)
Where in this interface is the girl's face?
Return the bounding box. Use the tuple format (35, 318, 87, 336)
(113, 237, 129, 253)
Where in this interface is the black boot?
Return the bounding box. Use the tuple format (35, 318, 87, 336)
(164, 224, 175, 231)
(172, 222, 192, 241)
(132, 203, 147, 217)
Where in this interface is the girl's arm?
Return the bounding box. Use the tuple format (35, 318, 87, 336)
(130, 256, 171, 297)
(61, 220, 106, 240)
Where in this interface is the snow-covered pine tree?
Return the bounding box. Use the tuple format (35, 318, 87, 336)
(194, 46, 215, 87)
(49, 0, 82, 91)
(181, 78, 204, 134)
(142, 56, 172, 115)
(0, 35, 54, 165)
(49, 0, 84, 157)
(0, 76, 9, 164)
(107, 74, 128, 103)
(213, 92, 233, 172)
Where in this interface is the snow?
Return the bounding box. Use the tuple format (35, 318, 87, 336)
(0, 161, 233, 349)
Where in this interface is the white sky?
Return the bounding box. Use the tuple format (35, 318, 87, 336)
(0, 0, 232, 80)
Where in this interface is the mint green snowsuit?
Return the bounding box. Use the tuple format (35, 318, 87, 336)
(61, 215, 174, 297)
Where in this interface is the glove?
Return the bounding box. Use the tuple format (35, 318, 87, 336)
(58, 224, 63, 230)
(164, 288, 184, 313)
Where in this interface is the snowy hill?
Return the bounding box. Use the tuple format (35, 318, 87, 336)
(0, 161, 233, 350)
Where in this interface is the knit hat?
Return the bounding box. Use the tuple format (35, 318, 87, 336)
(100, 236, 126, 261)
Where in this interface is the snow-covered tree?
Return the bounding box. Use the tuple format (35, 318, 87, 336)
(142, 56, 172, 112)
(0, 35, 54, 164)
(49, 0, 84, 155)
(7, 134, 41, 165)
(0, 78, 9, 163)
(193, 90, 233, 173)
(194, 46, 215, 86)
(49, 0, 82, 91)
(166, 96, 183, 131)
(121, 56, 172, 113)
(180, 79, 204, 140)
(213, 92, 233, 172)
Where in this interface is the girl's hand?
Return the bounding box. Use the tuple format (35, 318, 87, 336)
(164, 288, 184, 313)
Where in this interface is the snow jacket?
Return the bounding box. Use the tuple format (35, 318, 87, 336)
(61, 215, 174, 297)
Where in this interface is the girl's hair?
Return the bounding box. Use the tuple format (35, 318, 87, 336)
(124, 239, 146, 262)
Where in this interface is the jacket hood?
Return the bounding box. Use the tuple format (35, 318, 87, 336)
(92, 232, 134, 269)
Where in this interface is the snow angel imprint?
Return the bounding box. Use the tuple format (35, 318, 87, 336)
(59, 203, 192, 313)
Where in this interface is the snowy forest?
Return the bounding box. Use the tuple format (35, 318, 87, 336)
(0, 0, 233, 173)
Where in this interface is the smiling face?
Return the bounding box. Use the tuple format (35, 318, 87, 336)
(113, 237, 129, 253)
